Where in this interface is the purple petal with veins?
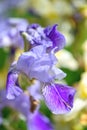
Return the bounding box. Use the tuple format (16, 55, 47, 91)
(42, 83, 76, 114)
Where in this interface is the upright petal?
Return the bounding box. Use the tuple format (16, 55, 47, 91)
(42, 84, 76, 114)
(44, 24, 66, 52)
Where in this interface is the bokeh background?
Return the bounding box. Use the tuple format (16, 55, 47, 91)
(0, 0, 87, 130)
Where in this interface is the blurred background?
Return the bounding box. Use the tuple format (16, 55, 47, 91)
(0, 0, 87, 130)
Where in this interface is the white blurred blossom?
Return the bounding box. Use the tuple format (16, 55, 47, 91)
(55, 49, 79, 70)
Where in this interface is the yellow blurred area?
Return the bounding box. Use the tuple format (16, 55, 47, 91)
(78, 72, 87, 99)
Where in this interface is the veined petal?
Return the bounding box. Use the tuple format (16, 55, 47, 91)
(6, 71, 23, 99)
(42, 84, 76, 114)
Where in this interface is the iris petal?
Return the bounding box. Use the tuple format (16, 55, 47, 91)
(42, 83, 76, 114)
(44, 24, 66, 52)
(17, 45, 62, 82)
(6, 71, 23, 99)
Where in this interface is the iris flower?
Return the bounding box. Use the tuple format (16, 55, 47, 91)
(6, 23, 76, 114)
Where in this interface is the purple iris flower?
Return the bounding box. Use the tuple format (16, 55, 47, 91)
(42, 84, 76, 114)
(0, 18, 28, 49)
(6, 45, 75, 114)
(5, 22, 76, 115)
(21, 23, 65, 52)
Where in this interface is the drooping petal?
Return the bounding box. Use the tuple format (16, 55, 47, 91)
(27, 111, 54, 130)
(44, 24, 66, 52)
(42, 84, 76, 114)
(6, 71, 23, 99)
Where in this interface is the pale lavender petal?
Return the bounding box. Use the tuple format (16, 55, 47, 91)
(17, 52, 52, 82)
(17, 51, 36, 76)
(17, 45, 57, 82)
(6, 71, 23, 99)
(31, 45, 46, 57)
(27, 111, 54, 130)
(29, 65, 52, 82)
(42, 84, 76, 114)
(44, 24, 66, 52)
(52, 66, 66, 80)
